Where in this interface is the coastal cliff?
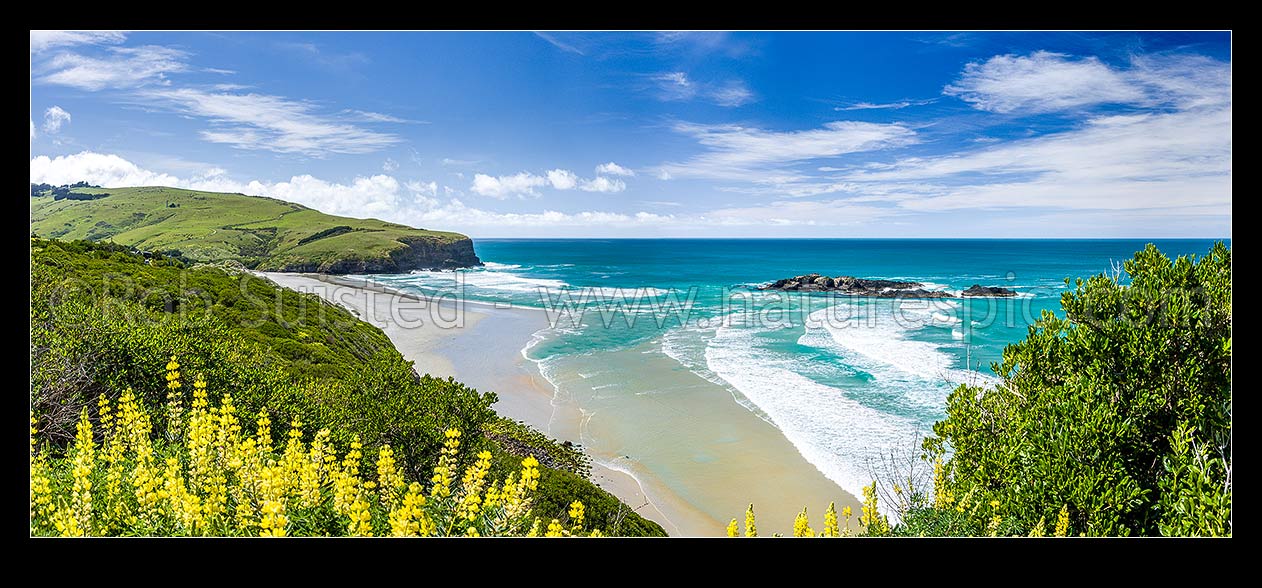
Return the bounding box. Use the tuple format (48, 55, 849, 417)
(265, 234, 481, 273)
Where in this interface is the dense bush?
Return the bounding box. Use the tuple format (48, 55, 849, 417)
(920, 242, 1231, 536)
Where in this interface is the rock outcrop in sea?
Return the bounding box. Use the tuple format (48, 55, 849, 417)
(758, 274, 1018, 298)
(961, 284, 1018, 297)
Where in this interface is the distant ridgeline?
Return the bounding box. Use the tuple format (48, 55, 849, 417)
(31, 182, 110, 201)
(29, 185, 481, 273)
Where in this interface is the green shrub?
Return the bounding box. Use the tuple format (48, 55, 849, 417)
(924, 242, 1231, 536)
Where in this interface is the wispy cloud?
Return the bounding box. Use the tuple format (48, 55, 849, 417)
(835, 98, 934, 111)
(143, 88, 400, 156)
(343, 109, 427, 124)
(650, 71, 697, 101)
(711, 80, 755, 107)
(39, 45, 188, 90)
(943, 51, 1229, 114)
(838, 106, 1232, 213)
(30, 30, 125, 54)
(660, 120, 917, 182)
(654, 31, 753, 58)
(42, 106, 71, 133)
(533, 32, 584, 55)
(276, 41, 370, 70)
(382, 158, 399, 172)
(648, 72, 755, 107)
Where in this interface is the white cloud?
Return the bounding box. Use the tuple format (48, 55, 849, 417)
(533, 32, 584, 55)
(835, 99, 933, 111)
(595, 162, 635, 177)
(30, 30, 126, 54)
(546, 169, 578, 190)
(345, 109, 423, 124)
(40, 45, 188, 90)
(471, 172, 548, 199)
(839, 106, 1231, 213)
(649, 72, 755, 107)
(656, 170, 672, 180)
(30, 120, 36, 140)
(382, 158, 399, 172)
(942, 50, 1228, 113)
(31, 151, 181, 187)
(406, 180, 439, 197)
(661, 120, 917, 182)
(473, 167, 630, 197)
(42, 106, 71, 134)
(710, 80, 754, 107)
(29, 150, 663, 235)
(580, 176, 626, 193)
(144, 88, 399, 156)
(651, 72, 696, 101)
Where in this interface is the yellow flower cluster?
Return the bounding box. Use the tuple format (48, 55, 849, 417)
(1054, 504, 1070, 537)
(860, 482, 889, 535)
(932, 456, 954, 508)
(28, 356, 602, 538)
(793, 507, 814, 537)
(737, 500, 862, 538)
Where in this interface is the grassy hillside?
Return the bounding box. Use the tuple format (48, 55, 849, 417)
(30, 186, 479, 273)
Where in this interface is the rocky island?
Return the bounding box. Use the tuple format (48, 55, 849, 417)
(759, 274, 1017, 298)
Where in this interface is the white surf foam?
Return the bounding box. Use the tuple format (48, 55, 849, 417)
(808, 303, 989, 387)
(704, 322, 924, 501)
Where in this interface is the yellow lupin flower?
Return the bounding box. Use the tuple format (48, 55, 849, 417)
(376, 444, 404, 510)
(932, 456, 954, 508)
(726, 518, 739, 537)
(545, 518, 566, 537)
(744, 503, 757, 537)
(70, 410, 95, 536)
(165, 356, 184, 442)
(568, 500, 585, 531)
(792, 507, 813, 537)
(1054, 505, 1070, 537)
(823, 502, 840, 538)
(860, 482, 889, 536)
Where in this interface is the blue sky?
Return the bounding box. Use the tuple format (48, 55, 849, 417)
(30, 31, 1231, 238)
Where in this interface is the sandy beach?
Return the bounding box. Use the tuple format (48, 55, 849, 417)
(261, 271, 861, 536)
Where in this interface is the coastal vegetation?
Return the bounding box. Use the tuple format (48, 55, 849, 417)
(30, 185, 479, 273)
(742, 243, 1232, 537)
(30, 237, 666, 536)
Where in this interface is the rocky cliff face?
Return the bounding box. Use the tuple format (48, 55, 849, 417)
(275, 236, 482, 274)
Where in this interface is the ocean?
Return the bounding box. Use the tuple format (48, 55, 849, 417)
(356, 238, 1224, 505)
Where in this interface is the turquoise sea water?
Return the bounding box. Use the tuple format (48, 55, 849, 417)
(359, 239, 1225, 499)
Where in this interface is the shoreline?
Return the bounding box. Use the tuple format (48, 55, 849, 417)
(260, 271, 862, 536)
(258, 271, 706, 535)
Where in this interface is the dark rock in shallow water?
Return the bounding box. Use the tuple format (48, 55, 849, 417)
(759, 274, 948, 298)
(961, 284, 1018, 297)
